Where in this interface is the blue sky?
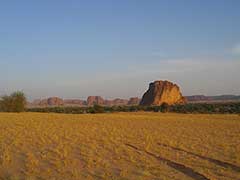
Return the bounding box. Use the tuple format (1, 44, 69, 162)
(0, 0, 240, 100)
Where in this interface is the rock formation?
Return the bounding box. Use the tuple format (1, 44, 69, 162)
(38, 99, 48, 106)
(185, 95, 240, 102)
(87, 96, 105, 106)
(185, 95, 210, 102)
(140, 80, 186, 106)
(32, 99, 42, 106)
(105, 98, 129, 106)
(47, 97, 64, 106)
(128, 97, 141, 105)
(31, 97, 64, 106)
(64, 99, 87, 106)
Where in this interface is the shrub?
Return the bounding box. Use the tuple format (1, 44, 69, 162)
(93, 104, 104, 113)
(0, 91, 26, 112)
(161, 103, 169, 113)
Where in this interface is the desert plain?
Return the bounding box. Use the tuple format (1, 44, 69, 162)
(0, 112, 240, 180)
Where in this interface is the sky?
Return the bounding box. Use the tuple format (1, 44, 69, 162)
(0, 0, 240, 100)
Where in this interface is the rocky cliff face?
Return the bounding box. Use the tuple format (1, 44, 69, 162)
(140, 80, 186, 106)
(87, 96, 105, 106)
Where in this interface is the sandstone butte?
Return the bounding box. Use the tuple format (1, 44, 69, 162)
(140, 80, 186, 106)
(87, 96, 105, 106)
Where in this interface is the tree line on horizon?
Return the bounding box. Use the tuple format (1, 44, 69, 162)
(27, 102, 240, 114)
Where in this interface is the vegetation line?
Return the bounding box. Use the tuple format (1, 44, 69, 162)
(26, 102, 240, 114)
(158, 143, 240, 172)
(125, 143, 209, 180)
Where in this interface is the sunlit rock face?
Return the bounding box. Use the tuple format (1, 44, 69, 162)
(140, 80, 186, 106)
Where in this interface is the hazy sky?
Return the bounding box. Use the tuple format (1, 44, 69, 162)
(0, 0, 240, 100)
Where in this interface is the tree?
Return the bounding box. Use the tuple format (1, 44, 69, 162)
(93, 104, 104, 113)
(161, 102, 170, 113)
(0, 91, 26, 112)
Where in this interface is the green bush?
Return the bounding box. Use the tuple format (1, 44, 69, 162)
(0, 91, 26, 112)
(93, 104, 104, 113)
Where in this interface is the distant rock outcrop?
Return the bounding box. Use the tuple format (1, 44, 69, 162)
(87, 96, 105, 106)
(32, 99, 42, 106)
(64, 99, 87, 106)
(128, 97, 141, 105)
(32, 97, 64, 106)
(47, 97, 64, 106)
(38, 99, 48, 106)
(185, 95, 240, 103)
(185, 95, 210, 102)
(31, 96, 139, 107)
(140, 80, 186, 106)
(105, 98, 129, 106)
